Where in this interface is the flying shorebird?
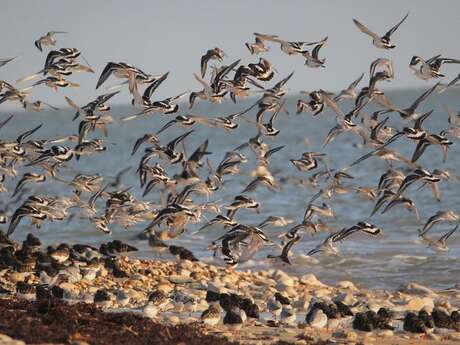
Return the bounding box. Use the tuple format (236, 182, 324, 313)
(410, 55, 460, 80)
(420, 225, 458, 252)
(418, 211, 459, 237)
(200, 47, 225, 78)
(307, 222, 382, 256)
(267, 235, 300, 264)
(255, 33, 328, 56)
(34, 31, 68, 51)
(245, 33, 271, 55)
(301, 37, 328, 68)
(334, 73, 365, 102)
(353, 13, 409, 49)
(437, 74, 460, 93)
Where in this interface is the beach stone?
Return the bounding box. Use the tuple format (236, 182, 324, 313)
(178, 269, 191, 277)
(197, 299, 208, 308)
(313, 288, 330, 299)
(86, 286, 99, 294)
(221, 274, 238, 285)
(449, 332, 460, 341)
(178, 261, 193, 270)
(98, 267, 108, 277)
(294, 297, 310, 311)
(8, 272, 27, 283)
(363, 333, 376, 344)
(157, 283, 173, 294)
(81, 293, 94, 304)
(282, 286, 297, 297)
(300, 274, 326, 287)
(366, 302, 381, 313)
(277, 274, 296, 287)
(168, 274, 192, 284)
(336, 280, 357, 290)
(207, 265, 218, 274)
(399, 283, 433, 296)
(346, 331, 358, 342)
(426, 333, 440, 341)
(80, 268, 97, 281)
(405, 297, 434, 312)
(157, 277, 170, 285)
(60, 282, 78, 293)
(433, 327, 449, 335)
(334, 292, 356, 306)
(126, 289, 143, 300)
(332, 330, 346, 338)
(167, 315, 180, 324)
(131, 273, 147, 281)
(0, 333, 25, 345)
(327, 318, 340, 329)
(377, 329, 394, 337)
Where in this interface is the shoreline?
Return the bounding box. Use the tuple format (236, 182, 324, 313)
(1, 242, 460, 344)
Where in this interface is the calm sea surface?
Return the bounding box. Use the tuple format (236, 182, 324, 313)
(2, 88, 459, 289)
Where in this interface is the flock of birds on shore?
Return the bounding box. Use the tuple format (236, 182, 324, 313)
(0, 13, 459, 272)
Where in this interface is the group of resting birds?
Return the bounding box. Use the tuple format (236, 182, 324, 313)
(0, 13, 459, 269)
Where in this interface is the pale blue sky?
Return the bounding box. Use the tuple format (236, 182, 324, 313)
(1, 0, 459, 108)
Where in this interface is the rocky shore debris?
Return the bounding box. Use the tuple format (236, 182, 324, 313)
(1, 232, 460, 344)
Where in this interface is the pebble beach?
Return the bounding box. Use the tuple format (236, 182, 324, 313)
(1, 234, 460, 345)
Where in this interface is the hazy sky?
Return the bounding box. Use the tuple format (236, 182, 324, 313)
(1, 0, 460, 108)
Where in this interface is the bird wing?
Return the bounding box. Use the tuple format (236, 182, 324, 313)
(384, 13, 409, 39)
(0, 57, 16, 68)
(414, 109, 433, 129)
(167, 130, 194, 151)
(353, 19, 379, 39)
(0, 114, 14, 131)
(409, 83, 439, 111)
(348, 73, 365, 90)
(143, 72, 169, 100)
(96, 62, 119, 89)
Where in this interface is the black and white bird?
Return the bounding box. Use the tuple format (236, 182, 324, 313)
(410, 55, 460, 80)
(301, 37, 328, 68)
(307, 222, 382, 256)
(267, 235, 300, 264)
(353, 13, 409, 49)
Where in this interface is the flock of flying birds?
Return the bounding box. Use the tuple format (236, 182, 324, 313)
(0, 14, 459, 269)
